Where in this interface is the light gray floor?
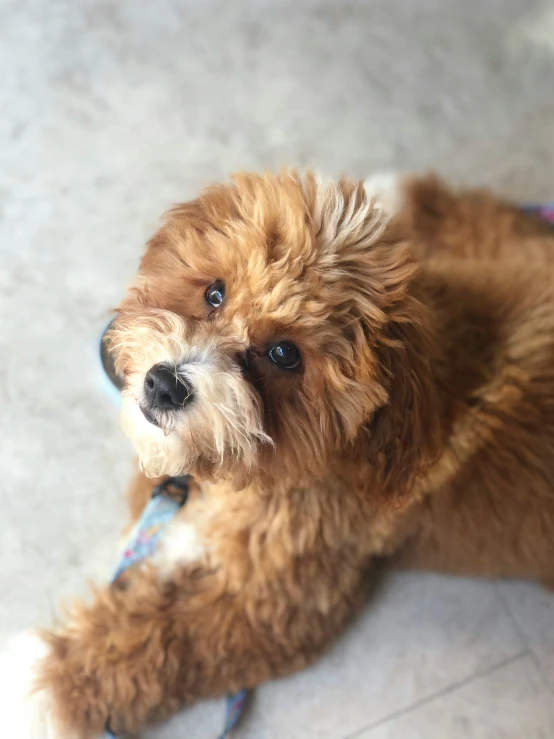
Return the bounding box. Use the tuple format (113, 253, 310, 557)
(1, 1, 554, 737)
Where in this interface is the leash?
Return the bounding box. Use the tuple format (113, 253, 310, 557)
(99, 328, 248, 738)
(522, 203, 554, 223)
(103, 475, 248, 739)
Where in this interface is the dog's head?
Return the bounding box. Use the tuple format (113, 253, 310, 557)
(109, 171, 439, 495)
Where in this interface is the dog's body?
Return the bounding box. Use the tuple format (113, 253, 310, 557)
(394, 181, 554, 582)
(2, 172, 554, 738)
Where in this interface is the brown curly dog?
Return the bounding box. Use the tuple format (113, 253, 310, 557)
(3, 171, 554, 738)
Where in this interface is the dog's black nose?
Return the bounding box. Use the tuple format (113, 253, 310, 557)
(144, 364, 192, 411)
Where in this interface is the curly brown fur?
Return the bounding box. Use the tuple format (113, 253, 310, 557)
(8, 171, 554, 737)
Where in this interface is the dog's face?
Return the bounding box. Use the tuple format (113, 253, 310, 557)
(109, 171, 434, 491)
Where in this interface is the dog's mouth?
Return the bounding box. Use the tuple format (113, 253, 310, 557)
(140, 404, 160, 427)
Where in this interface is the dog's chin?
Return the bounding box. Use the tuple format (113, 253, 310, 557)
(120, 390, 271, 480)
(120, 397, 189, 477)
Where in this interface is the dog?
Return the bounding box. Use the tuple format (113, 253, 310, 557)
(2, 170, 554, 738)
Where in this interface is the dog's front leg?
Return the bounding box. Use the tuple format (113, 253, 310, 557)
(0, 541, 366, 738)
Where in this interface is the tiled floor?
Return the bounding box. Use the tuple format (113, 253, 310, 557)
(143, 573, 554, 739)
(497, 581, 554, 694)
(359, 657, 553, 739)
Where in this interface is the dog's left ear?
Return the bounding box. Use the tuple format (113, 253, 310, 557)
(362, 289, 442, 503)
(306, 172, 441, 501)
(353, 225, 442, 503)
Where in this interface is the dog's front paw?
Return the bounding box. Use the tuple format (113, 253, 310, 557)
(0, 632, 78, 739)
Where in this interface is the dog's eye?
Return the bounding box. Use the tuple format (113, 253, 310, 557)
(268, 341, 301, 370)
(205, 281, 225, 309)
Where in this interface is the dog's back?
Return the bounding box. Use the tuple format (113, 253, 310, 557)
(396, 177, 554, 583)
